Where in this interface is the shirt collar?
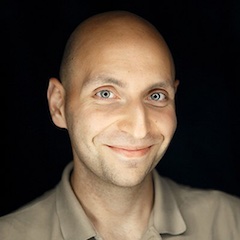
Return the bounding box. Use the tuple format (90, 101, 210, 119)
(151, 169, 187, 235)
(56, 162, 97, 240)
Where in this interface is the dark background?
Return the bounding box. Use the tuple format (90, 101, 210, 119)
(2, 0, 240, 216)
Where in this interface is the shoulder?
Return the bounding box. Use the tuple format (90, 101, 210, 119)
(160, 176, 240, 237)
(0, 187, 61, 240)
(163, 176, 240, 210)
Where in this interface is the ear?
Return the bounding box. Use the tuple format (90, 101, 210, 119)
(174, 79, 180, 93)
(47, 77, 67, 129)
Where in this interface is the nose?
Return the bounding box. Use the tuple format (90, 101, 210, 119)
(118, 100, 151, 139)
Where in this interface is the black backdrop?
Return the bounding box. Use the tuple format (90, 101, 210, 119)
(3, 0, 240, 216)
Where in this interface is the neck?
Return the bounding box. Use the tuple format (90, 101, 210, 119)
(70, 163, 154, 239)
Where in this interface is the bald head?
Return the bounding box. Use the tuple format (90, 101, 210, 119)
(59, 10, 175, 85)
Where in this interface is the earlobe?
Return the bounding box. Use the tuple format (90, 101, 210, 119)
(47, 78, 67, 129)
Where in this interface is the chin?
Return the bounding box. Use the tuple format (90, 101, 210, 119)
(106, 168, 152, 188)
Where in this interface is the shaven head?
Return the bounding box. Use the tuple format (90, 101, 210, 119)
(59, 10, 175, 86)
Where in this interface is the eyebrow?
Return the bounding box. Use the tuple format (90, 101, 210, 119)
(82, 74, 172, 90)
(82, 75, 126, 88)
(148, 81, 172, 89)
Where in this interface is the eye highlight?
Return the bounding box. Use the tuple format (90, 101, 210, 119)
(95, 90, 115, 99)
(149, 92, 166, 101)
(145, 91, 168, 107)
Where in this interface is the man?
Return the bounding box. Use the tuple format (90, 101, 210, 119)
(1, 10, 240, 240)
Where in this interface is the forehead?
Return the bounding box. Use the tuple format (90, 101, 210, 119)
(75, 36, 173, 81)
(66, 15, 175, 88)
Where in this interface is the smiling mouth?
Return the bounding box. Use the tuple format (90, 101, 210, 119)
(107, 145, 151, 158)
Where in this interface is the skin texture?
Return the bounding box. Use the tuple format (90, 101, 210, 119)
(47, 10, 179, 240)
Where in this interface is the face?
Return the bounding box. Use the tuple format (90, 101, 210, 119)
(49, 31, 178, 188)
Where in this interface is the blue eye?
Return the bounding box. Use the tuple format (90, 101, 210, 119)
(96, 90, 114, 98)
(150, 92, 166, 101)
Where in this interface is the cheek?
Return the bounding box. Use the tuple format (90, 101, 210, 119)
(154, 107, 177, 137)
(72, 106, 115, 138)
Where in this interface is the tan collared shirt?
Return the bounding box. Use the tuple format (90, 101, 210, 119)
(1, 162, 240, 239)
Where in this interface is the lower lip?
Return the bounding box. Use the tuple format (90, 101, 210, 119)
(108, 146, 151, 158)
